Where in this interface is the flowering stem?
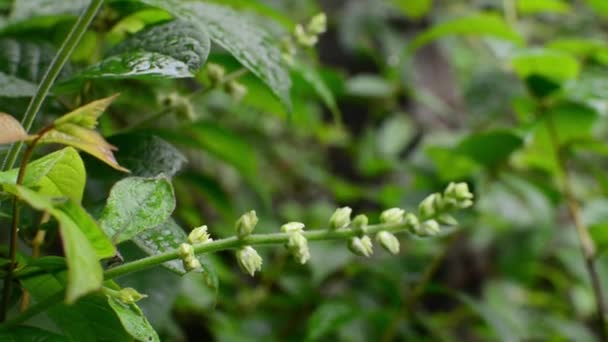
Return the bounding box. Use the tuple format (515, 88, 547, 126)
(104, 221, 421, 280)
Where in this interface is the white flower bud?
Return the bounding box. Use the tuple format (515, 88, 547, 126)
(376, 231, 400, 255)
(308, 13, 327, 35)
(294, 24, 318, 47)
(178, 243, 194, 259)
(437, 214, 458, 226)
(226, 81, 248, 102)
(183, 256, 202, 272)
(329, 206, 352, 230)
(348, 236, 373, 257)
(281, 221, 305, 233)
(419, 193, 442, 219)
(456, 199, 474, 209)
(117, 288, 147, 305)
(404, 213, 419, 228)
(380, 208, 405, 224)
(207, 63, 225, 85)
(287, 232, 310, 264)
(235, 210, 258, 238)
(352, 214, 368, 232)
(453, 182, 474, 200)
(236, 246, 263, 277)
(419, 219, 441, 237)
(188, 225, 212, 244)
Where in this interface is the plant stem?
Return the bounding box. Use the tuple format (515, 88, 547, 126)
(545, 114, 607, 339)
(1, 0, 105, 171)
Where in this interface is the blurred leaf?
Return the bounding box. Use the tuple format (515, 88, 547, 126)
(585, 0, 608, 17)
(0, 112, 29, 144)
(456, 130, 523, 169)
(0, 72, 38, 97)
(306, 301, 357, 341)
(391, 0, 433, 19)
(9, 0, 87, 22)
(376, 114, 414, 158)
(0, 326, 67, 341)
(517, 0, 570, 14)
(426, 146, 480, 181)
(0, 38, 69, 83)
(0, 147, 85, 202)
(408, 13, 523, 54)
(3, 185, 103, 303)
(106, 297, 160, 342)
(99, 176, 176, 244)
(291, 61, 341, 123)
(135, 0, 292, 109)
(511, 49, 580, 85)
(346, 74, 394, 98)
(547, 38, 608, 64)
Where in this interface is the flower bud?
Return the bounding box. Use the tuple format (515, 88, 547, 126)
(183, 256, 202, 272)
(308, 13, 327, 35)
(437, 214, 458, 226)
(226, 81, 248, 102)
(376, 231, 400, 255)
(178, 243, 194, 259)
(236, 246, 263, 277)
(294, 24, 318, 47)
(287, 232, 310, 264)
(329, 206, 352, 230)
(348, 236, 373, 257)
(419, 219, 441, 237)
(452, 182, 474, 200)
(380, 208, 405, 224)
(281, 221, 305, 233)
(207, 63, 225, 85)
(404, 213, 419, 228)
(117, 287, 147, 305)
(188, 225, 212, 244)
(235, 210, 258, 238)
(352, 214, 368, 232)
(419, 193, 442, 219)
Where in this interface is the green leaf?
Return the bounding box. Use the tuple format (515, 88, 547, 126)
(99, 176, 176, 244)
(106, 297, 160, 342)
(391, 0, 433, 19)
(306, 301, 357, 341)
(547, 38, 608, 64)
(132, 218, 218, 288)
(0, 147, 86, 203)
(585, 0, 608, 17)
(77, 51, 194, 80)
(0, 326, 68, 342)
(517, 0, 570, 15)
(511, 49, 580, 84)
(291, 61, 341, 123)
(456, 130, 524, 169)
(21, 272, 132, 342)
(112, 19, 210, 72)
(135, 0, 292, 109)
(0, 112, 29, 144)
(0, 38, 68, 83)
(2, 185, 103, 303)
(0, 72, 38, 97)
(407, 13, 523, 54)
(9, 0, 87, 22)
(55, 94, 118, 129)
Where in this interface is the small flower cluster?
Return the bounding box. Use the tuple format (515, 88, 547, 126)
(178, 225, 213, 272)
(281, 13, 327, 65)
(234, 211, 263, 276)
(204, 63, 248, 102)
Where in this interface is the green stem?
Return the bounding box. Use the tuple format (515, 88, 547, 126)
(1, 0, 105, 171)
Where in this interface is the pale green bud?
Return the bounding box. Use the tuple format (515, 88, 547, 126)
(380, 208, 405, 224)
(452, 182, 474, 200)
(294, 24, 318, 47)
(286, 232, 310, 264)
(117, 287, 147, 305)
(348, 236, 373, 257)
(188, 225, 212, 244)
(456, 199, 474, 209)
(437, 214, 458, 226)
(352, 214, 369, 232)
(308, 12, 327, 35)
(376, 231, 400, 255)
(207, 63, 225, 85)
(235, 210, 258, 238)
(226, 81, 248, 102)
(236, 246, 263, 277)
(183, 256, 202, 272)
(419, 219, 441, 237)
(329, 206, 352, 230)
(419, 193, 442, 219)
(178, 243, 194, 259)
(281, 221, 305, 233)
(404, 213, 419, 228)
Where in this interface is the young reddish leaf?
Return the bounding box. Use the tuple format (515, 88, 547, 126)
(54, 94, 119, 129)
(0, 113, 30, 144)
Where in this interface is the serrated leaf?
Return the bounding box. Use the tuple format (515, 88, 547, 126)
(112, 19, 210, 72)
(106, 297, 160, 342)
(135, 0, 292, 109)
(99, 176, 176, 244)
(0, 112, 29, 144)
(2, 185, 103, 303)
(407, 13, 523, 54)
(0, 147, 86, 203)
(132, 218, 218, 289)
(0, 72, 38, 97)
